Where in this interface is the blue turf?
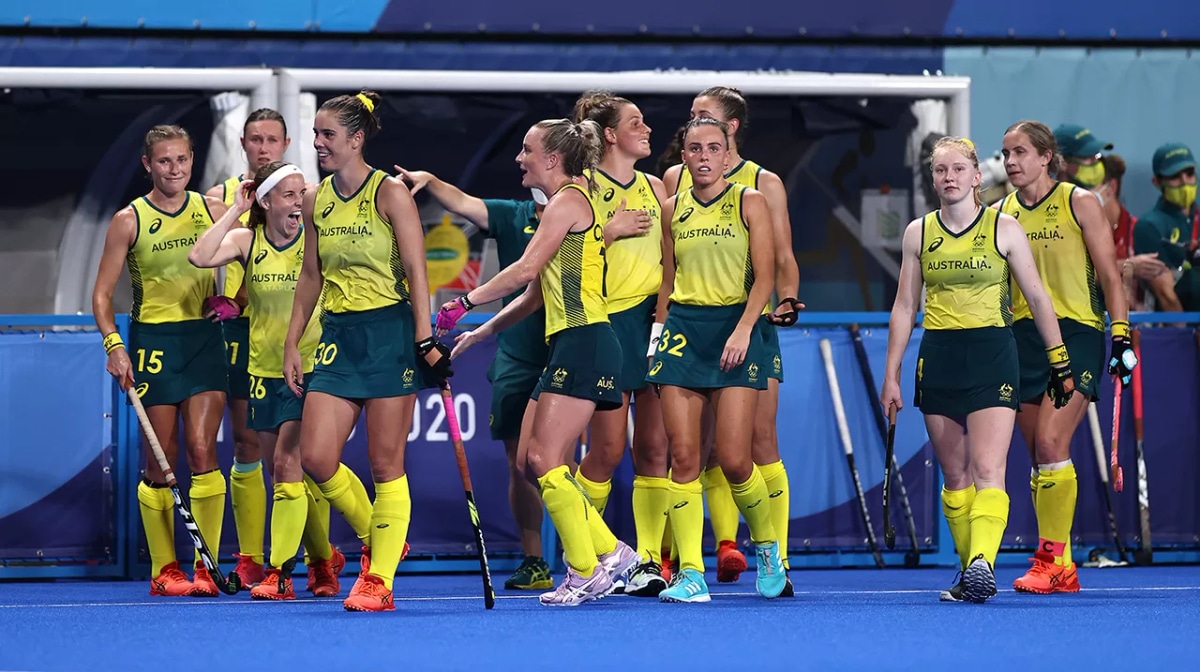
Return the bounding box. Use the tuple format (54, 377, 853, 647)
(1, 566, 1198, 671)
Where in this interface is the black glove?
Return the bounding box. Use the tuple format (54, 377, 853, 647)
(768, 297, 802, 327)
(1047, 363, 1076, 409)
(416, 337, 454, 381)
(1107, 320, 1137, 386)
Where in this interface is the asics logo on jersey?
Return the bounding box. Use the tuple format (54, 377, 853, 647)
(679, 207, 695, 222)
(927, 236, 944, 253)
(254, 249, 268, 264)
(148, 218, 163, 234)
(603, 188, 616, 202)
(673, 501, 689, 509)
(321, 202, 335, 218)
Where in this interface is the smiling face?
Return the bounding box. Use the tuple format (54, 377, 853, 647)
(312, 109, 361, 173)
(682, 122, 730, 188)
(242, 119, 289, 171)
(608, 103, 652, 160)
(142, 138, 193, 198)
(262, 173, 306, 239)
(931, 146, 981, 206)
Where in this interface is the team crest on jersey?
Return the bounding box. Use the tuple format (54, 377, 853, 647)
(747, 362, 759, 382)
(191, 211, 206, 226)
(972, 232, 988, 251)
(148, 218, 163, 234)
(999, 383, 1014, 402)
(402, 368, 415, 386)
(551, 368, 569, 388)
(254, 249, 268, 264)
(721, 201, 735, 215)
(1080, 370, 1093, 388)
(1044, 203, 1059, 222)
(321, 202, 335, 218)
(358, 199, 371, 217)
(773, 355, 782, 374)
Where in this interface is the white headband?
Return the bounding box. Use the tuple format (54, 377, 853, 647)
(255, 164, 305, 206)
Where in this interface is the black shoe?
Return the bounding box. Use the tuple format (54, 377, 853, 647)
(962, 554, 998, 604)
(779, 572, 794, 598)
(939, 571, 965, 602)
(624, 560, 669, 597)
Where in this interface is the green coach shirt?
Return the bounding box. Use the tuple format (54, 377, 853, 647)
(1133, 197, 1200, 311)
(483, 199, 550, 365)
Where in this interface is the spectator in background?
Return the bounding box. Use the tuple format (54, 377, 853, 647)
(1054, 124, 1111, 190)
(1133, 143, 1200, 312)
(1098, 154, 1169, 310)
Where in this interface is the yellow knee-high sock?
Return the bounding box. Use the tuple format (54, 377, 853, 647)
(189, 470, 227, 567)
(138, 480, 177, 576)
(703, 466, 741, 548)
(632, 475, 671, 563)
(758, 460, 790, 569)
(538, 465, 598, 575)
(269, 481, 308, 569)
(230, 461, 266, 565)
(316, 463, 373, 544)
(300, 475, 332, 562)
(729, 466, 777, 544)
(967, 488, 1010, 566)
(1036, 462, 1078, 566)
(941, 485, 977, 570)
(574, 472, 612, 517)
(367, 475, 412, 590)
(581, 495, 618, 557)
(667, 479, 705, 572)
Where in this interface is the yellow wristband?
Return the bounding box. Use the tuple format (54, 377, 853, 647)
(1111, 320, 1130, 339)
(1046, 343, 1069, 366)
(103, 332, 124, 354)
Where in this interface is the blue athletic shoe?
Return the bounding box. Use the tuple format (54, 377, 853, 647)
(658, 567, 711, 603)
(754, 541, 786, 598)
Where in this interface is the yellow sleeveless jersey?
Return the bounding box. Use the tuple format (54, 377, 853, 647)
(589, 168, 663, 313)
(920, 208, 1013, 330)
(219, 175, 252, 308)
(245, 226, 322, 378)
(999, 182, 1104, 330)
(127, 192, 216, 323)
(312, 169, 409, 314)
(675, 158, 763, 194)
(540, 183, 609, 338)
(670, 184, 754, 306)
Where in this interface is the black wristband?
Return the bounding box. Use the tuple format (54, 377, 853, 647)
(459, 293, 477, 311)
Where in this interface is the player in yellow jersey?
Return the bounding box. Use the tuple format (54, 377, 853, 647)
(438, 118, 640, 606)
(92, 125, 232, 597)
(189, 161, 374, 600)
(283, 91, 451, 612)
(996, 121, 1136, 594)
(648, 117, 786, 602)
(883, 137, 1075, 603)
(202, 108, 292, 588)
(663, 87, 801, 589)
(570, 90, 672, 597)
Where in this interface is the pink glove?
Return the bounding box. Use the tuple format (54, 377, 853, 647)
(436, 296, 472, 332)
(204, 295, 242, 322)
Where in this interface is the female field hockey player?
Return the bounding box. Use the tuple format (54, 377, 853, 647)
(437, 118, 641, 606)
(189, 161, 365, 600)
(93, 125, 232, 597)
(649, 117, 786, 603)
(202, 108, 292, 588)
(663, 87, 801, 588)
(283, 91, 451, 612)
(997, 121, 1135, 594)
(393, 164, 554, 591)
(882, 137, 1076, 603)
(571, 90, 673, 597)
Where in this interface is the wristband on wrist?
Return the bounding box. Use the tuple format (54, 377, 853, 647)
(1046, 343, 1070, 366)
(103, 332, 125, 354)
(647, 322, 664, 357)
(1110, 320, 1130, 339)
(459, 293, 477, 311)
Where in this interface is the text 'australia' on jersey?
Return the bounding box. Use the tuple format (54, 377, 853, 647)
(670, 184, 754, 307)
(245, 226, 322, 377)
(127, 192, 217, 324)
(920, 207, 1013, 330)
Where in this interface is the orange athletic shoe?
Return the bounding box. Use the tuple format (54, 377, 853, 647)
(149, 561, 195, 596)
(232, 553, 266, 587)
(716, 540, 748, 583)
(189, 562, 220, 597)
(307, 547, 347, 597)
(250, 567, 296, 600)
(660, 557, 674, 584)
(1013, 553, 1081, 594)
(357, 542, 407, 580)
(343, 574, 395, 612)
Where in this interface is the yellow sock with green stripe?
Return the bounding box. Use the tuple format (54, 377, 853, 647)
(632, 475, 671, 563)
(574, 472, 612, 517)
(300, 475, 332, 562)
(758, 460, 790, 569)
(667, 479, 705, 572)
(269, 481, 307, 569)
(941, 485, 977, 570)
(580, 487, 618, 556)
(703, 467, 741, 549)
(316, 463, 373, 544)
(967, 487, 1010, 566)
(189, 469, 227, 567)
(1036, 462, 1078, 567)
(137, 480, 176, 576)
(538, 465, 598, 575)
(367, 475, 412, 590)
(230, 460, 266, 565)
(729, 465, 777, 544)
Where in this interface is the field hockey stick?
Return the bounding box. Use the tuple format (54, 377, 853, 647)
(438, 379, 496, 609)
(848, 324, 920, 565)
(819, 338, 885, 568)
(1087, 402, 1129, 563)
(125, 386, 241, 594)
(1111, 376, 1124, 493)
(1131, 329, 1153, 565)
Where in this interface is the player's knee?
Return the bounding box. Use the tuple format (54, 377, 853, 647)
(720, 456, 753, 485)
(1033, 432, 1072, 463)
(668, 444, 702, 481)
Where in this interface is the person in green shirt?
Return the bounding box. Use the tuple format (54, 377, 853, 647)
(1132, 143, 1200, 312)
